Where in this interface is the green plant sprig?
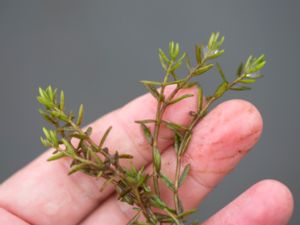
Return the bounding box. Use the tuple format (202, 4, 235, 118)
(37, 32, 266, 225)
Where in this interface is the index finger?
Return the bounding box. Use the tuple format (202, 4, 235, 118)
(0, 86, 198, 225)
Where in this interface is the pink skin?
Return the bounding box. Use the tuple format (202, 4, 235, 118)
(203, 180, 294, 225)
(0, 87, 294, 225)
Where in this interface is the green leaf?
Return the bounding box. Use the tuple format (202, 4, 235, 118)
(167, 94, 194, 105)
(183, 81, 198, 88)
(135, 119, 156, 124)
(160, 173, 175, 191)
(42, 127, 51, 140)
(173, 42, 180, 59)
(216, 63, 227, 82)
(206, 49, 224, 60)
(163, 121, 187, 132)
(87, 147, 102, 165)
(140, 81, 160, 100)
(40, 137, 51, 147)
(213, 32, 220, 45)
(177, 208, 197, 219)
(170, 52, 186, 71)
(159, 48, 169, 63)
(169, 41, 175, 59)
(245, 55, 253, 70)
(195, 44, 202, 64)
(164, 208, 181, 225)
(208, 32, 215, 49)
(141, 123, 152, 144)
(246, 73, 264, 79)
(39, 110, 57, 125)
(159, 55, 167, 71)
(193, 64, 214, 76)
(165, 78, 186, 85)
(230, 86, 251, 91)
(236, 62, 244, 76)
(140, 80, 161, 85)
(178, 134, 192, 155)
(151, 195, 167, 209)
(49, 130, 58, 147)
(76, 104, 84, 126)
(179, 164, 191, 187)
(197, 85, 203, 111)
(177, 52, 186, 63)
(119, 154, 134, 159)
(216, 35, 225, 48)
(174, 132, 182, 154)
(185, 54, 192, 71)
(46, 86, 57, 103)
(38, 87, 47, 100)
(214, 82, 228, 98)
(171, 61, 182, 71)
(62, 139, 76, 157)
(99, 126, 112, 149)
(37, 96, 54, 109)
(47, 152, 66, 161)
(50, 110, 69, 122)
(159, 48, 169, 70)
(153, 147, 161, 172)
(239, 78, 256, 84)
(252, 61, 266, 72)
(60, 90, 65, 111)
(68, 162, 89, 175)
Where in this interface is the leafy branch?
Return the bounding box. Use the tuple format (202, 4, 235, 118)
(38, 32, 266, 225)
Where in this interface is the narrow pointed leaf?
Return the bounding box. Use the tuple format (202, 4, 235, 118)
(185, 54, 192, 71)
(167, 94, 194, 105)
(207, 49, 224, 59)
(68, 163, 89, 175)
(99, 126, 112, 149)
(62, 139, 76, 157)
(179, 164, 191, 187)
(208, 32, 215, 49)
(174, 132, 182, 154)
(230, 86, 251, 91)
(151, 195, 167, 209)
(160, 173, 175, 191)
(60, 90, 65, 111)
(236, 62, 244, 76)
(141, 123, 152, 144)
(216, 63, 227, 82)
(169, 41, 175, 58)
(47, 152, 66, 161)
(163, 121, 187, 132)
(76, 104, 84, 126)
(178, 134, 192, 155)
(215, 82, 228, 98)
(159, 48, 169, 63)
(239, 78, 256, 84)
(197, 85, 203, 111)
(193, 64, 213, 76)
(195, 44, 202, 64)
(140, 81, 160, 100)
(153, 147, 161, 172)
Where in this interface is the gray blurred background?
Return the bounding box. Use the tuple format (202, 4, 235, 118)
(0, 0, 299, 224)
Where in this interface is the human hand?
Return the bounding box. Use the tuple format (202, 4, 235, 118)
(0, 87, 294, 225)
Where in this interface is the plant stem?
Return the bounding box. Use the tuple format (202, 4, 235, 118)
(152, 63, 174, 196)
